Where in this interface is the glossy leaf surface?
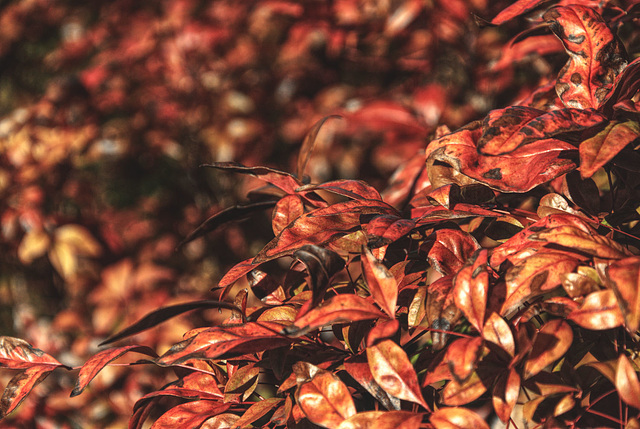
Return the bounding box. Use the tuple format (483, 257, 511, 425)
(296, 370, 356, 428)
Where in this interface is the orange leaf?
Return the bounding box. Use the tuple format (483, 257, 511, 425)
(430, 406, 490, 429)
(568, 289, 624, 330)
(231, 398, 284, 428)
(285, 294, 387, 337)
(615, 354, 640, 409)
(272, 194, 305, 236)
(296, 370, 356, 428)
(544, 6, 628, 109)
(367, 339, 428, 409)
(482, 312, 515, 357)
(1, 365, 58, 418)
(444, 337, 483, 383)
(337, 410, 422, 429)
(502, 251, 579, 315)
(453, 249, 489, 332)
(150, 401, 230, 429)
(530, 224, 629, 260)
(524, 319, 573, 378)
(580, 121, 640, 178)
(362, 246, 398, 317)
(606, 256, 640, 332)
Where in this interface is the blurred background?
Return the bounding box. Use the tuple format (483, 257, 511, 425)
(0, 0, 589, 426)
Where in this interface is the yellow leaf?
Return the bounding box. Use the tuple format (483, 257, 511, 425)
(17, 229, 50, 264)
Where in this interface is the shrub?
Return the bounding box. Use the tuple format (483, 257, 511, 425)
(1, 1, 640, 428)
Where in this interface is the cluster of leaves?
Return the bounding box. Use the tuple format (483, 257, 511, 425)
(2, 0, 640, 427)
(0, 0, 517, 425)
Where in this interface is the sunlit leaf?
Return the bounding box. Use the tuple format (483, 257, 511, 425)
(482, 312, 515, 357)
(453, 249, 489, 332)
(444, 337, 483, 383)
(502, 252, 579, 315)
(296, 369, 356, 428)
(157, 322, 291, 366)
(272, 194, 305, 236)
(284, 294, 387, 337)
(362, 246, 398, 317)
(605, 256, 640, 332)
(336, 410, 422, 429)
(580, 121, 640, 178)
(1, 365, 60, 418)
(568, 289, 624, 330)
(297, 179, 382, 201)
(615, 354, 640, 409)
(543, 6, 628, 109)
(431, 407, 489, 429)
(524, 319, 573, 378)
(490, 0, 547, 25)
(426, 229, 480, 276)
(150, 401, 230, 429)
(367, 339, 428, 409)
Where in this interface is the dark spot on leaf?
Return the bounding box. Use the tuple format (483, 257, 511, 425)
(472, 265, 484, 278)
(570, 73, 582, 85)
(567, 34, 585, 44)
(482, 168, 502, 180)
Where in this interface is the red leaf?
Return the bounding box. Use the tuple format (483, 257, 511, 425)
(72, 345, 158, 396)
(478, 106, 605, 156)
(490, 213, 594, 268)
(605, 256, 640, 332)
(157, 322, 291, 366)
(0, 365, 58, 418)
(232, 398, 284, 428)
(490, 0, 548, 25)
(204, 162, 303, 195)
(297, 179, 382, 201)
(426, 229, 480, 276)
(544, 6, 628, 109)
(150, 401, 231, 429)
(502, 251, 580, 315)
(362, 247, 398, 317)
(381, 152, 428, 208)
(284, 294, 387, 337)
(615, 354, 640, 410)
(580, 120, 640, 178)
(453, 249, 489, 332)
(296, 370, 356, 428)
(366, 339, 428, 409)
(530, 225, 630, 259)
(568, 289, 624, 330)
(492, 369, 521, 423)
(430, 407, 489, 429)
(254, 199, 398, 263)
(337, 410, 423, 429)
(0, 337, 66, 370)
(524, 319, 573, 378)
(364, 215, 415, 247)
(272, 194, 305, 236)
(444, 337, 483, 383)
(426, 122, 579, 193)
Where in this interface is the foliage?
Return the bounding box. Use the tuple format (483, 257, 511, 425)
(1, 0, 640, 427)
